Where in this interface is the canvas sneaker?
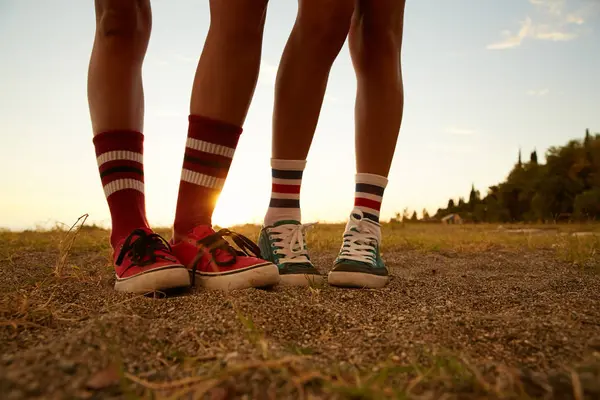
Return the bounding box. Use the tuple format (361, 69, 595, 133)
(258, 220, 323, 286)
(113, 228, 191, 293)
(170, 225, 279, 291)
(328, 208, 390, 288)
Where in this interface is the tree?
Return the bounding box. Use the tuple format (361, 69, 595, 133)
(530, 150, 538, 164)
(468, 184, 480, 210)
(431, 129, 600, 223)
(422, 209, 430, 220)
(574, 188, 600, 220)
(410, 211, 418, 221)
(402, 208, 410, 221)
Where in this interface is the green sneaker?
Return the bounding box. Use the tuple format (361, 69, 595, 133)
(328, 208, 390, 289)
(258, 220, 323, 286)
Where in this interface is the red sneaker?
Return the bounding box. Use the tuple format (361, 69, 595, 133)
(170, 226, 280, 291)
(113, 228, 190, 293)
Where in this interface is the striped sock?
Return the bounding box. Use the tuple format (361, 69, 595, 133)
(354, 173, 388, 223)
(173, 115, 241, 235)
(264, 159, 306, 226)
(93, 131, 150, 249)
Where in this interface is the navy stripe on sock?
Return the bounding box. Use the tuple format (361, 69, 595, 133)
(355, 183, 385, 196)
(272, 169, 303, 180)
(362, 212, 380, 223)
(100, 166, 144, 178)
(269, 198, 300, 208)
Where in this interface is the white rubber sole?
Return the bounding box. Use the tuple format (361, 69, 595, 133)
(279, 273, 324, 287)
(195, 263, 280, 291)
(114, 265, 191, 293)
(327, 271, 390, 289)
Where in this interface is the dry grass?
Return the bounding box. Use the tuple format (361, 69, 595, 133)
(1, 222, 599, 399)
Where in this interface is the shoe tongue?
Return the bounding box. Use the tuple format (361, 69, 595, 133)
(189, 225, 239, 262)
(189, 225, 217, 240)
(272, 220, 301, 228)
(345, 213, 381, 242)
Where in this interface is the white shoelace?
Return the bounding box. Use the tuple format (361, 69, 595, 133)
(338, 213, 380, 264)
(268, 223, 316, 264)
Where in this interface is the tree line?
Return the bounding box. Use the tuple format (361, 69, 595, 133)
(409, 129, 600, 223)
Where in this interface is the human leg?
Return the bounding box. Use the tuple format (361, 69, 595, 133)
(258, 0, 355, 286)
(171, 0, 279, 291)
(328, 0, 406, 289)
(89, 0, 189, 293)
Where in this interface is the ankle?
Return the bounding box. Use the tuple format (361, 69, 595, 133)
(110, 224, 150, 251)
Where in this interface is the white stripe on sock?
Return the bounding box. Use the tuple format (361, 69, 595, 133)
(181, 169, 225, 189)
(103, 179, 144, 197)
(97, 151, 143, 167)
(271, 158, 307, 170)
(272, 178, 302, 185)
(271, 192, 300, 200)
(355, 172, 389, 188)
(186, 138, 235, 158)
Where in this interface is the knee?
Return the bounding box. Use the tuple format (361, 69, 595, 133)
(350, 6, 404, 64)
(295, 1, 354, 60)
(95, 0, 151, 47)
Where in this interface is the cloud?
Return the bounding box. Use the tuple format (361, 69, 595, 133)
(446, 127, 477, 136)
(487, 0, 596, 50)
(527, 88, 550, 96)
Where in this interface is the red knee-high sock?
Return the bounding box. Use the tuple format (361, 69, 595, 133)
(93, 131, 150, 249)
(173, 115, 242, 236)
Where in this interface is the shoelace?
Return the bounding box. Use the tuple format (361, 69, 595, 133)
(338, 214, 379, 265)
(190, 229, 262, 286)
(115, 229, 175, 272)
(268, 223, 316, 264)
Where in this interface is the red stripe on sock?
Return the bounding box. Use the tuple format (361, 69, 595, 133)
(93, 131, 143, 155)
(182, 148, 231, 178)
(272, 183, 301, 194)
(354, 197, 381, 211)
(188, 115, 242, 148)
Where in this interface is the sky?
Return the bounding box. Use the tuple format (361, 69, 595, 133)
(0, 0, 599, 231)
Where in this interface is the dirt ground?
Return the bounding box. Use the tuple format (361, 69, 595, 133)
(0, 225, 599, 399)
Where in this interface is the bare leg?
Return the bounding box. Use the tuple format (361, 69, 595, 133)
(258, 0, 354, 288)
(263, 0, 354, 226)
(88, 0, 153, 247)
(88, 0, 151, 134)
(88, 1, 191, 293)
(350, 0, 406, 176)
(190, 0, 269, 125)
(174, 0, 269, 238)
(271, 0, 354, 159)
(327, 0, 407, 290)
